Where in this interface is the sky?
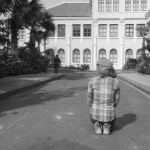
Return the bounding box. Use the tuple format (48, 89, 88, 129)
(40, 0, 89, 9)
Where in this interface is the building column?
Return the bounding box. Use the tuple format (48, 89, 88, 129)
(119, 21, 125, 69)
(81, 24, 83, 43)
(66, 34, 71, 67)
(92, 20, 98, 70)
(134, 23, 137, 43)
(107, 24, 110, 43)
(54, 24, 57, 43)
(93, 35, 97, 70)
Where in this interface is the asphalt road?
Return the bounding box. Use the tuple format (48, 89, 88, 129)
(0, 72, 150, 150)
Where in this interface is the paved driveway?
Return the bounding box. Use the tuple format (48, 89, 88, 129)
(0, 72, 150, 150)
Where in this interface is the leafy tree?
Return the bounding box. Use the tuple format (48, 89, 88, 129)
(136, 24, 150, 74)
(136, 26, 149, 60)
(0, 0, 29, 57)
(23, 0, 55, 50)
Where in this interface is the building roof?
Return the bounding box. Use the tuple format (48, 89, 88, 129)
(47, 2, 92, 17)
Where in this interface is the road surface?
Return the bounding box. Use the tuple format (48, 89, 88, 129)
(0, 72, 150, 150)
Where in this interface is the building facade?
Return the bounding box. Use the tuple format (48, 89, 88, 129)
(19, 0, 150, 70)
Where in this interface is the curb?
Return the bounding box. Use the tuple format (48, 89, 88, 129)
(118, 75, 150, 96)
(0, 74, 65, 101)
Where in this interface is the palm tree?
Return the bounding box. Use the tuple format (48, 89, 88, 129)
(23, 0, 55, 51)
(23, 0, 45, 49)
(34, 11, 55, 50)
(0, 0, 29, 55)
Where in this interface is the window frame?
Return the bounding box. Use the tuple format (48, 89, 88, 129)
(125, 49, 133, 62)
(113, 0, 119, 11)
(136, 24, 145, 37)
(109, 49, 117, 63)
(72, 24, 81, 37)
(110, 24, 118, 37)
(73, 49, 80, 63)
(106, 0, 112, 12)
(136, 49, 142, 58)
(125, 0, 131, 11)
(133, 0, 139, 11)
(125, 24, 134, 37)
(99, 49, 106, 59)
(98, 0, 104, 12)
(83, 24, 91, 37)
(58, 24, 65, 37)
(83, 49, 91, 63)
(99, 24, 107, 37)
(58, 48, 65, 63)
(141, 0, 147, 11)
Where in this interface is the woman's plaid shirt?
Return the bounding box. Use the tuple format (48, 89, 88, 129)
(87, 76, 120, 122)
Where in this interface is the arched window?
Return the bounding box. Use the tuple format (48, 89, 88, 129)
(73, 49, 80, 63)
(99, 49, 106, 59)
(125, 49, 133, 62)
(109, 49, 117, 63)
(136, 49, 142, 58)
(83, 49, 91, 63)
(58, 49, 65, 63)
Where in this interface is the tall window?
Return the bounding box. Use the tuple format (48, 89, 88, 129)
(73, 24, 80, 37)
(110, 24, 118, 37)
(141, 0, 147, 11)
(113, 0, 119, 11)
(125, 49, 133, 62)
(125, 0, 131, 11)
(125, 24, 134, 37)
(99, 24, 107, 37)
(19, 30, 25, 39)
(137, 49, 142, 58)
(58, 49, 65, 63)
(98, 0, 104, 12)
(106, 0, 112, 12)
(136, 24, 145, 37)
(83, 49, 91, 63)
(83, 24, 91, 37)
(58, 24, 65, 37)
(99, 49, 106, 59)
(133, 0, 139, 11)
(110, 49, 117, 63)
(73, 49, 80, 63)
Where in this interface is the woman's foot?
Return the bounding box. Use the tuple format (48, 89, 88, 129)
(94, 122, 102, 135)
(103, 123, 111, 135)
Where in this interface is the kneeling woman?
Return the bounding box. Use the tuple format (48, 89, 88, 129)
(87, 59, 120, 135)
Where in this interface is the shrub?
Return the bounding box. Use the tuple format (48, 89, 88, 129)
(123, 58, 138, 70)
(81, 64, 89, 70)
(136, 57, 150, 74)
(0, 46, 50, 78)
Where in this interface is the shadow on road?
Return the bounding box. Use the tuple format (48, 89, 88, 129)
(114, 113, 137, 131)
(0, 85, 87, 115)
(62, 72, 90, 80)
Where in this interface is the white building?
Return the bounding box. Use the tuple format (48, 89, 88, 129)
(20, 0, 150, 70)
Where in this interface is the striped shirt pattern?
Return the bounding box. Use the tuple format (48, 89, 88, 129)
(87, 76, 120, 122)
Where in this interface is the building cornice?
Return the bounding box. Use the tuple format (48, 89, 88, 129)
(53, 16, 92, 21)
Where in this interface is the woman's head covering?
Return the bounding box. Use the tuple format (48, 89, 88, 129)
(97, 59, 113, 78)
